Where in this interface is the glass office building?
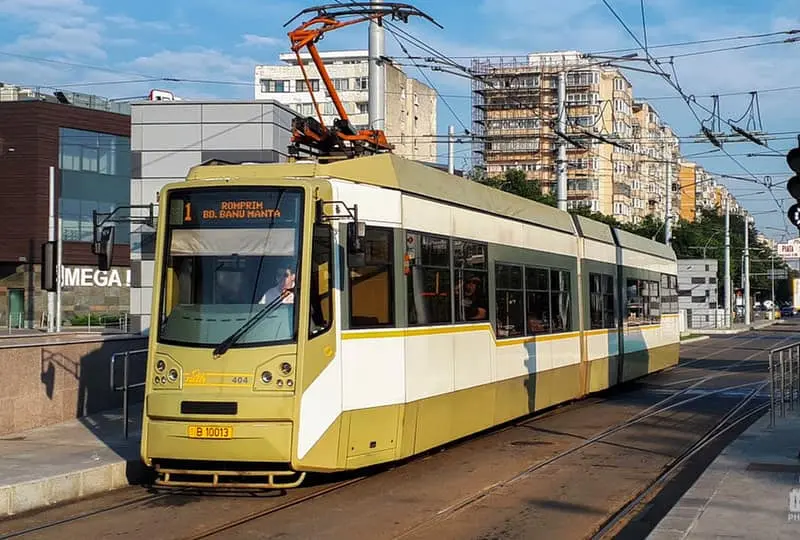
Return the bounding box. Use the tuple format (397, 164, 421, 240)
(58, 127, 131, 244)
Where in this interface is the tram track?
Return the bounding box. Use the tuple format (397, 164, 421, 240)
(589, 384, 769, 539)
(0, 332, 784, 539)
(389, 377, 769, 540)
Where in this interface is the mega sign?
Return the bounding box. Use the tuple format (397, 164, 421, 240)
(60, 267, 131, 288)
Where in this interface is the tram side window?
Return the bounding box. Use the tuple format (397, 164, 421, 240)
(407, 232, 451, 325)
(350, 227, 394, 328)
(309, 224, 333, 337)
(626, 279, 660, 326)
(589, 273, 616, 329)
(495, 263, 524, 338)
(454, 239, 488, 322)
(660, 274, 678, 314)
(525, 267, 551, 335)
(550, 269, 572, 332)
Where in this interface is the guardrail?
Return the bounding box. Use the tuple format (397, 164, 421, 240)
(110, 348, 148, 439)
(768, 342, 800, 427)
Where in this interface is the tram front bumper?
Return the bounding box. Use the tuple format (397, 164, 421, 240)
(144, 419, 294, 463)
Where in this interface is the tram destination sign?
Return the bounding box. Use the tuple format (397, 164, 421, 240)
(168, 188, 301, 228)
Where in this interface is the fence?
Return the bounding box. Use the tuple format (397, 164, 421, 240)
(768, 342, 800, 427)
(37, 312, 130, 333)
(110, 348, 148, 439)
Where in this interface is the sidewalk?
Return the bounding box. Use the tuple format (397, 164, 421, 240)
(649, 408, 800, 539)
(686, 318, 780, 336)
(0, 403, 145, 517)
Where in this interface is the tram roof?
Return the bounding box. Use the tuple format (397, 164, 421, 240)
(187, 153, 576, 235)
(186, 154, 676, 261)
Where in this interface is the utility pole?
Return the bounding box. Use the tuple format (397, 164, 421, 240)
(744, 215, 750, 325)
(368, 0, 385, 131)
(724, 197, 731, 327)
(56, 209, 62, 332)
(664, 145, 672, 245)
(556, 70, 567, 212)
(771, 254, 776, 318)
(448, 125, 455, 175)
(47, 166, 55, 332)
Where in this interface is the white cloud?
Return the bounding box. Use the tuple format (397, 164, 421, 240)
(127, 48, 257, 99)
(240, 34, 282, 47)
(105, 15, 172, 32)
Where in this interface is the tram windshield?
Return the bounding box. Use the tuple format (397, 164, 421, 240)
(157, 187, 304, 348)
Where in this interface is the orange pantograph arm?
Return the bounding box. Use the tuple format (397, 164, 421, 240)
(288, 14, 383, 129)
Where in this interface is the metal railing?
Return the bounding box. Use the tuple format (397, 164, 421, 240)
(110, 348, 148, 439)
(768, 342, 800, 427)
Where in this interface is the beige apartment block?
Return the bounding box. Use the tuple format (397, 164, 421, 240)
(472, 51, 684, 224)
(255, 51, 437, 163)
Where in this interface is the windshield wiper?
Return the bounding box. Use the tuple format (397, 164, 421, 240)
(212, 290, 292, 359)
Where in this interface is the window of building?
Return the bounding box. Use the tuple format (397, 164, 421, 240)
(356, 76, 368, 90)
(309, 224, 333, 337)
(356, 102, 369, 115)
(260, 79, 290, 93)
(332, 78, 350, 91)
(590, 273, 616, 329)
(691, 276, 706, 284)
(454, 240, 488, 322)
(407, 233, 451, 325)
(350, 227, 394, 328)
(58, 128, 130, 244)
(295, 79, 319, 92)
(626, 279, 660, 325)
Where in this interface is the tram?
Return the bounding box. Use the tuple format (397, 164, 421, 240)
(124, 3, 679, 488)
(138, 153, 679, 488)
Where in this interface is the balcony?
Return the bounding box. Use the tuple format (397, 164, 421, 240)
(613, 183, 632, 198)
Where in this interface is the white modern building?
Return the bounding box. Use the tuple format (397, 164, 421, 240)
(677, 258, 721, 329)
(128, 100, 296, 333)
(254, 50, 437, 163)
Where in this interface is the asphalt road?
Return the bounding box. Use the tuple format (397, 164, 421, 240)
(2, 321, 796, 540)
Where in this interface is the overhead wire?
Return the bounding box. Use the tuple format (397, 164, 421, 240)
(597, 0, 791, 236)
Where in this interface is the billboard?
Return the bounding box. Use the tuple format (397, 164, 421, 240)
(777, 239, 800, 260)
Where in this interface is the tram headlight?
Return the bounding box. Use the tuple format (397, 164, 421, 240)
(261, 371, 273, 384)
(155, 359, 166, 372)
(280, 362, 292, 376)
(286, 379, 293, 387)
(167, 368, 178, 382)
(277, 379, 284, 388)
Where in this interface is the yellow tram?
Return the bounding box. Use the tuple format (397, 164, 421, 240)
(139, 154, 680, 488)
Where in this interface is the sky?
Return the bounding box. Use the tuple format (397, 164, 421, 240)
(1, 0, 799, 241)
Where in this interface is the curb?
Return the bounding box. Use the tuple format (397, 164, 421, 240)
(680, 335, 711, 344)
(0, 458, 146, 517)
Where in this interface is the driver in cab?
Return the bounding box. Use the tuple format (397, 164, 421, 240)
(259, 266, 296, 305)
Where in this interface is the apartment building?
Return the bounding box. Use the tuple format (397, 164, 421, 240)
(679, 161, 719, 222)
(631, 102, 680, 224)
(254, 51, 437, 163)
(471, 51, 679, 224)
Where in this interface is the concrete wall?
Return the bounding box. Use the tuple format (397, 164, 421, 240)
(0, 335, 147, 436)
(129, 100, 295, 334)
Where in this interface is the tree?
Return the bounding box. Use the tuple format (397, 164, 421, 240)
(480, 168, 556, 207)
